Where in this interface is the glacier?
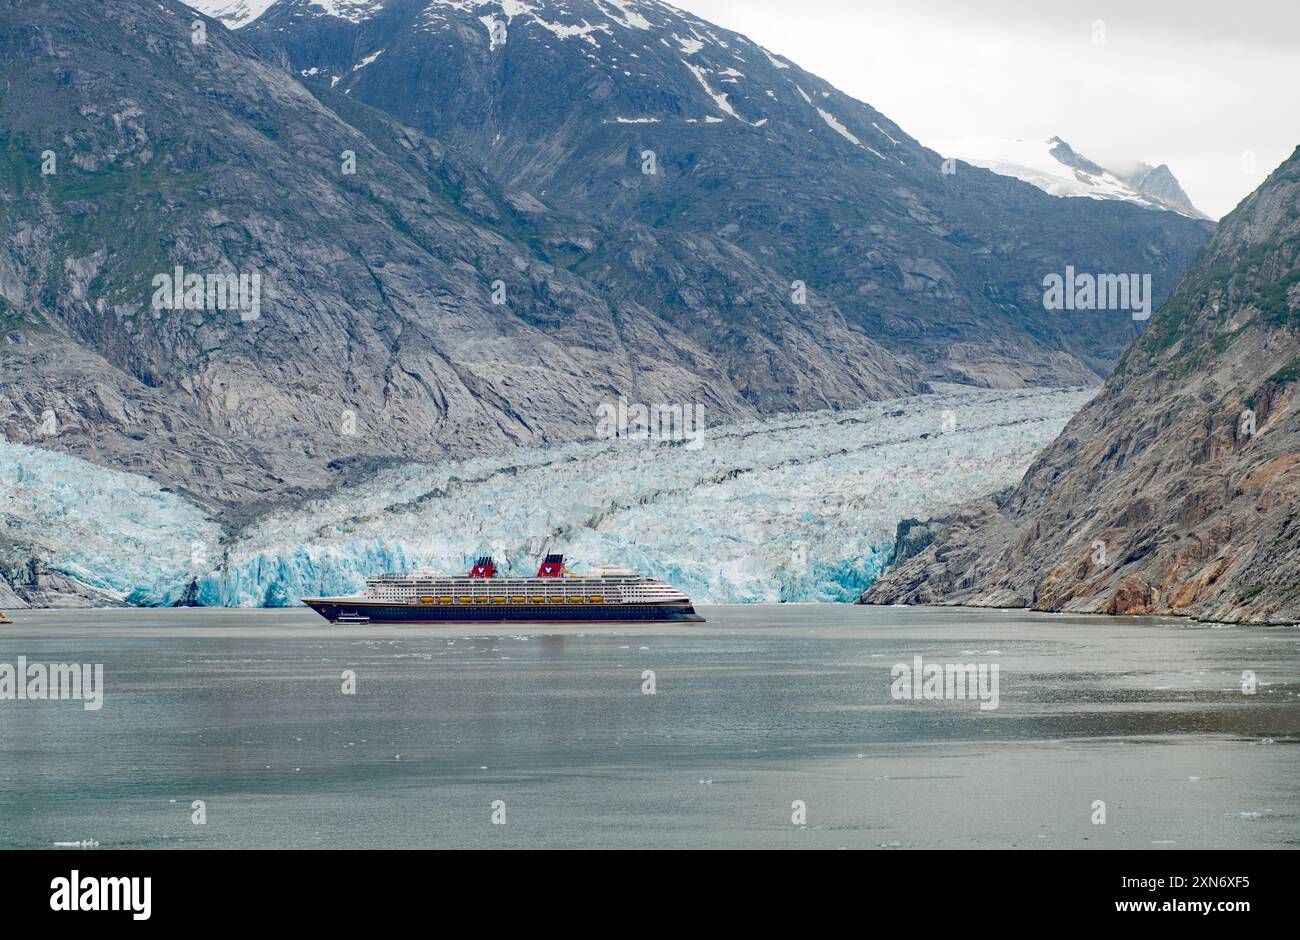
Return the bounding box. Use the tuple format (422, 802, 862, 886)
(2, 385, 1093, 607)
(0, 438, 221, 604)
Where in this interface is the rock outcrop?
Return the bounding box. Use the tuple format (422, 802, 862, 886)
(240, 0, 1215, 391)
(863, 148, 1300, 624)
(0, 0, 1214, 566)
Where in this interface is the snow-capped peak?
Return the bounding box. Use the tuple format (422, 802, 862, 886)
(928, 135, 1205, 219)
(930, 136, 1146, 202)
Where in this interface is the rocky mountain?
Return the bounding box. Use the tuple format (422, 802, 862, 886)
(5, 0, 899, 516)
(229, 0, 1214, 389)
(863, 147, 1300, 624)
(1, 0, 1217, 606)
(1113, 160, 1213, 221)
(188, 0, 278, 29)
(931, 136, 1210, 220)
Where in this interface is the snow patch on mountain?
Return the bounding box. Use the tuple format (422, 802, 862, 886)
(242, 0, 909, 161)
(184, 0, 278, 28)
(684, 61, 740, 121)
(353, 48, 386, 69)
(931, 136, 1137, 199)
(531, 16, 609, 45)
(417, 1, 664, 48)
(873, 122, 900, 146)
(308, 0, 387, 23)
(673, 34, 704, 55)
(185, 0, 389, 26)
(817, 108, 859, 145)
(598, 0, 651, 30)
(480, 13, 508, 48)
(761, 47, 790, 69)
(811, 107, 886, 159)
(929, 136, 1203, 217)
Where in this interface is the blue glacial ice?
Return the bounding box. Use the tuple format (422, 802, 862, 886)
(0, 437, 221, 603)
(2, 385, 1095, 607)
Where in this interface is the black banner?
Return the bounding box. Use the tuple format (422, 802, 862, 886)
(0, 849, 1286, 926)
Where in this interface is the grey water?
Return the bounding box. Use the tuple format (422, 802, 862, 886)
(0, 605, 1296, 849)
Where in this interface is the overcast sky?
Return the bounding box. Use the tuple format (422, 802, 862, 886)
(673, 0, 1299, 219)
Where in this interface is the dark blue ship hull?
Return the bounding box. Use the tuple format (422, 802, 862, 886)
(304, 600, 705, 624)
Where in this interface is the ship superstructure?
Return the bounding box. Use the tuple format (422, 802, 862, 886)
(303, 554, 704, 624)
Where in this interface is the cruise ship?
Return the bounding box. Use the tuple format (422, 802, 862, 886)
(302, 554, 705, 624)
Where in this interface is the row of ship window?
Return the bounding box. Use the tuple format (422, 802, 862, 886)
(368, 579, 641, 586)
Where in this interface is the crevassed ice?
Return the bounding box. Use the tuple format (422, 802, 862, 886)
(0, 438, 220, 602)
(2, 386, 1093, 608)
(214, 385, 1091, 607)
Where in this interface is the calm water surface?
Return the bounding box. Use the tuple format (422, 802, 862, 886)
(0, 605, 1296, 849)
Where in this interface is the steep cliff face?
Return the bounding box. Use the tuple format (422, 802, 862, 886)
(1115, 162, 1213, 221)
(864, 148, 1300, 624)
(5, 0, 870, 516)
(236, 0, 1214, 389)
(2, 0, 1216, 527)
(1, 0, 1221, 608)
